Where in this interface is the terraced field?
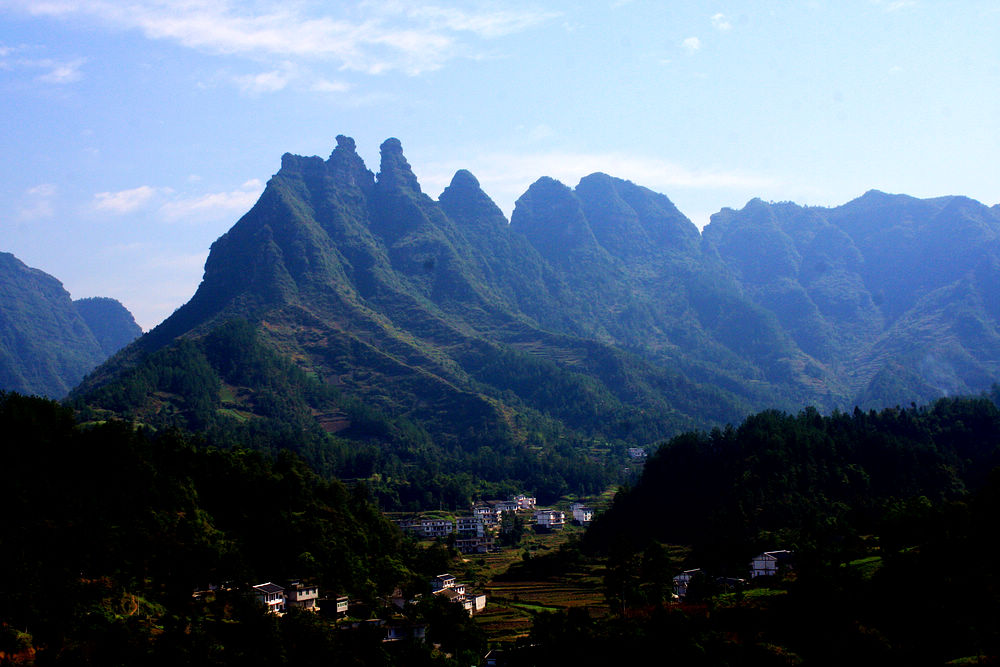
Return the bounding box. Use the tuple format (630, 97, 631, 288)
(466, 524, 610, 643)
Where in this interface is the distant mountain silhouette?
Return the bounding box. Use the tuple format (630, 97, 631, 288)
(0, 252, 141, 398)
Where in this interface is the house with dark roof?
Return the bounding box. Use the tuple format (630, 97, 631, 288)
(253, 582, 286, 614)
(429, 573, 485, 615)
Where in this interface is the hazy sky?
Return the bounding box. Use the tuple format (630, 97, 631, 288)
(2, 1, 998, 329)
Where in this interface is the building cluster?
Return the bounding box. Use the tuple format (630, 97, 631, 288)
(672, 550, 795, 600)
(392, 494, 599, 548)
(250, 580, 343, 616)
(430, 573, 487, 615)
(394, 494, 540, 553)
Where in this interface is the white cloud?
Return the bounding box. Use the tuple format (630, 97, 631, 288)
(884, 1, 916, 11)
(27, 183, 57, 197)
(424, 150, 777, 217)
(681, 36, 701, 53)
(402, 5, 560, 38)
(311, 78, 351, 93)
(2, 51, 86, 82)
(234, 69, 290, 95)
(5, 1, 556, 77)
(159, 183, 263, 221)
(93, 185, 160, 214)
(711, 13, 732, 31)
(36, 57, 84, 83)
(18, 182, 57, 220)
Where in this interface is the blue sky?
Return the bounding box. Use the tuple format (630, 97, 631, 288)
(2, 0, 998, 330)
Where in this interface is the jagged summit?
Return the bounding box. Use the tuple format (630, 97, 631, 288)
(439, 169, 508, 228)
(448, 168, 481, 191)
(376, 137, 420, 192)
(333, 134, 356, 153)
(327, 134, 374, 189)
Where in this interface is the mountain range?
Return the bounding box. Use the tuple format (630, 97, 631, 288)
(0, 252, 142, 398)
(65, 136, 1000, 497)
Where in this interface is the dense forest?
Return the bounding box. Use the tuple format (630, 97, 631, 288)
(540, 393, 1000, 665)
(70, 319, 612, 510)
(4, 391, 1000, 663)
(0, 391, 484, 666)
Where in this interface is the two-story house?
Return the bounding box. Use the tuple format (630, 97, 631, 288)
(749, 550, 794, 578)
(570, 502, 594, 525)
(534, 509, 566, 531)
(285, 580, 320, 612)
(253, 582, 286, 614)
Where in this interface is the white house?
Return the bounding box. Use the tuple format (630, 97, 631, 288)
(394, 516, 456, 539)
(457, 515, 486, 537)
(570, 502, 594, 525)
(335, 595, 349, 616)
(429, 573, 485, 615)
(749, 550, 794, 578)
(285, 580, 320, 612)
(489, 499, 519, 514)
(431, 573, 457, 592)
(627, 447, 647, 460)
(513, 494, 536, 512)
(253, 582, 286, 614)
(534, 509, 566, 531)
(455, 535, 495, 554)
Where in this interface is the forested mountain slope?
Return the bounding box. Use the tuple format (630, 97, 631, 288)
(703, 192, 1000, 407)
(0, 252, 141, 398)
(72, 136, 1000, 500)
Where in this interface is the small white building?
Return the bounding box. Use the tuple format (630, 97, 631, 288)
(455, 535, 495, 554)
(420, 518, 454, 538)
(253, 582, 286, 614)
(534, 509, 565, 531)
(570, 502, 594, 524)
(513, 494, 536, 512)
(429, 573, 485, 615)
(627, 447, 647, 459)
(456, 515, 486, 537)
(749, 550, 794, 579)
(431, 573, 457, 592)
(489, 499, 519, 514)
(285, 580, 320, 612)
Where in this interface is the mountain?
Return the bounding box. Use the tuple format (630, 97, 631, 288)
(74, 297, 143, 357)
(0, 252, 141, 398)
(72, 136, 1000, 502)
(702, 191, 1000, 407)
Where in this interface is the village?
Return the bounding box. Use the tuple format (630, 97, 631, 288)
(225, 491, 793, 652)
(194, 493, 605, 646)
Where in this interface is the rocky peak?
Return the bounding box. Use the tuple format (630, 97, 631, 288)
(448, 169, 481, 192)
(376, 137, 421, 193)
(327, 134, 375, 191)
(439, 169, 507, 227)
(510, 177, 602, 263)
